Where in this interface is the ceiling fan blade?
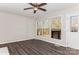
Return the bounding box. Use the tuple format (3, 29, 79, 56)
(38, 3, 47, 7)
(24, 7, 32, 10)
(34, 10, 36, 13)
(38, 8, 46, 11)
(29, 3, 36, 6)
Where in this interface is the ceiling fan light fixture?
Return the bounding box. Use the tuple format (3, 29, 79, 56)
(24, 3, 47, 14)
(33, 7, 38, 11)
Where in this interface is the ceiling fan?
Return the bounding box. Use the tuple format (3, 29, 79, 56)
(24, 3, 47, 14)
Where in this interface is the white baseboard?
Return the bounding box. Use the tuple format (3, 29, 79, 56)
(35, 36, 66, 47)
(37, 39, 66, 47)
(0, 37, 35, 44)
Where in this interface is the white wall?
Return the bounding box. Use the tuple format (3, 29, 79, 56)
(0, 12, 35, 44)
(36, 6, 79, 49)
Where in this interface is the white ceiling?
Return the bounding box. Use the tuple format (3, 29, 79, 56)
(0, 3, 78, 18)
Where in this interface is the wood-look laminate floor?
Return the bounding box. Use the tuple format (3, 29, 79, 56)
(0, 39, 79, 55)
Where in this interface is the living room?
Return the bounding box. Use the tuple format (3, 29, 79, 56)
(0, 3, 79, 55)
